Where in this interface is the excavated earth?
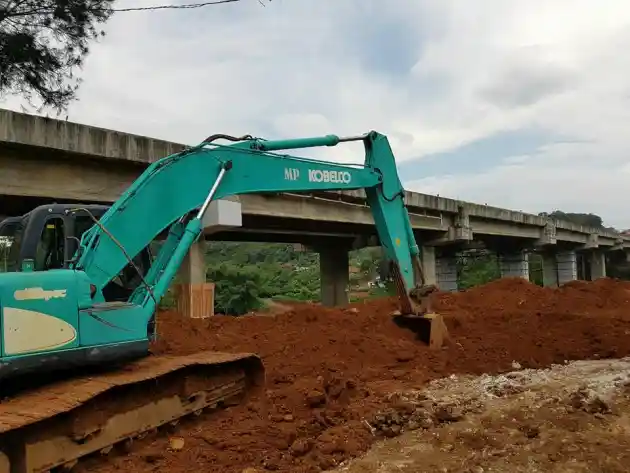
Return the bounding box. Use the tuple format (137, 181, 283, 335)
(79, 277, 630, 473)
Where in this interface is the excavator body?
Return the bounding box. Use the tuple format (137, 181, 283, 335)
(0, 205, 263, 473)
(0, 130, 445, 472)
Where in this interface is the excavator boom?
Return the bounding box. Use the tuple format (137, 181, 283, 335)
(74, 132, 419, 299)
(0, 130, 444, 473)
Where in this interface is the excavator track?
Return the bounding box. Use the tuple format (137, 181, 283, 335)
(0, 351, 264, 473)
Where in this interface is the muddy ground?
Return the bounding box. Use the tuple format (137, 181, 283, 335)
(81, 277, 630, 473)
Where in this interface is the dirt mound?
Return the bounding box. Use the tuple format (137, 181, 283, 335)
(436, 277, 630, 316)
(90, 277, 630, 473)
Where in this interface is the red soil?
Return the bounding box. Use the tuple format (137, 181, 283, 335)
(89, 277, 630, 473)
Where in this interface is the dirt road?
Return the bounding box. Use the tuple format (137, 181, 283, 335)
(331, 358, 630, 473)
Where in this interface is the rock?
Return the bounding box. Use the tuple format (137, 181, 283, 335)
(306, 390, 326, 407)
(410, 408, 434, 428)
(519, 424, 540, 439)
(168, 436, 185, 451)
(407, 420, 420, 430)
(435, 405, 464, 422)
(568, 387, 612, 414)
(289, 438, 312, 456)
(382, 425, 401, 437)
(395, 351, 414, 362)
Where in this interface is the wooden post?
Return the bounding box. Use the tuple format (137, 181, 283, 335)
(175, 241, 215, 317)
(175, 282, 215, 318)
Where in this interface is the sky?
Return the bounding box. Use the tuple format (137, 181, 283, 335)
(3, 0, 630, 228)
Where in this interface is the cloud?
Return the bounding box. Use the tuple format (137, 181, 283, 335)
(2, 0, 630, 227)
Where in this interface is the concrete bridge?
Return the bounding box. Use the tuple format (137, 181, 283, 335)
(0, 108, 626, 306)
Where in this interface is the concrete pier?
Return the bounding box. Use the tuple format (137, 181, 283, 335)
(436, 256, 458, 292)
(421, 246, 437, 286)
(541, 253, 558, 287)
(319, 245, 350, 307)
(588, 250, 607, 280)
(556, 250, 578, 285)
(499, 250, 529, 279)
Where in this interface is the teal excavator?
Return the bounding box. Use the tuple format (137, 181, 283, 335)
(0, 131, 445, 473)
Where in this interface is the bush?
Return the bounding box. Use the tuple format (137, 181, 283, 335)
(207, 264, 263, 315)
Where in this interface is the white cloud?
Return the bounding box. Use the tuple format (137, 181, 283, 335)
(2, 0, 630, 226)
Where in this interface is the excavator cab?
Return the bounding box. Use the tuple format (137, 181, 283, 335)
(0, 204, 152, 302)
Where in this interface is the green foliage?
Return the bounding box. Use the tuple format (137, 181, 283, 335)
(540, 211, 606, 230)
(351, 247, 382, 276)
(1, 0, 115, 113)
(206, 263, 263, 315)
(204, 242, 322, 315)
(159, 286, 178, 309)
(457, 250, 500, 289)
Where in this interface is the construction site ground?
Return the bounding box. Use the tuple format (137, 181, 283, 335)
(331, 358, 630, 473)
(76, 277, 630, 473)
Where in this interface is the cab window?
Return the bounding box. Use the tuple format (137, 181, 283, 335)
(35, 218, 66, 270)
(0, 222, 23, 273)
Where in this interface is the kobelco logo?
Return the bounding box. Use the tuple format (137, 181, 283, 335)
(308, 169, 352, 184)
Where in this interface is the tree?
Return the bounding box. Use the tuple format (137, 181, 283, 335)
(540, 211, 605, 229)
(0, 0, 258, 113)
(0, 0, 116, 113)
(207, 263, 263, 315)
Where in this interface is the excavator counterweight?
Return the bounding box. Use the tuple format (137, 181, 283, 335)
(0, 130, 445, 472)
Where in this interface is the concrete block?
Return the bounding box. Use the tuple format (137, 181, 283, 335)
(537, 220, 557, 246)
(454, 206, 473, 241)
(582, 233, 599, 249)
(202, 199, 243, 232)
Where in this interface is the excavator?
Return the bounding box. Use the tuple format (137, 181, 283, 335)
(0, 130, 445, 473)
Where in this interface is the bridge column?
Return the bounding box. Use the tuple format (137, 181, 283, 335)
(498, 250, 529, 279)
(318, 243, 350, 307)
(436, 254, 458, 292)
(556, 250, 577, 285)
(175, 240, 215, 318)
(421, 246, 437, 286)
(541, 253, 558, 287)
(588, 250, 606, 280)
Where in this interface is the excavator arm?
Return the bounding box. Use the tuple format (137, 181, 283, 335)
(72, 131, 438, 322)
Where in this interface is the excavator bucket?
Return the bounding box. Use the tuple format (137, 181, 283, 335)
(392, 310, 448, 349)
(390, 262, 449, 349)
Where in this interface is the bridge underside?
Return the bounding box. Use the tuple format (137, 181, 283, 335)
(0, 142, 624, 316)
